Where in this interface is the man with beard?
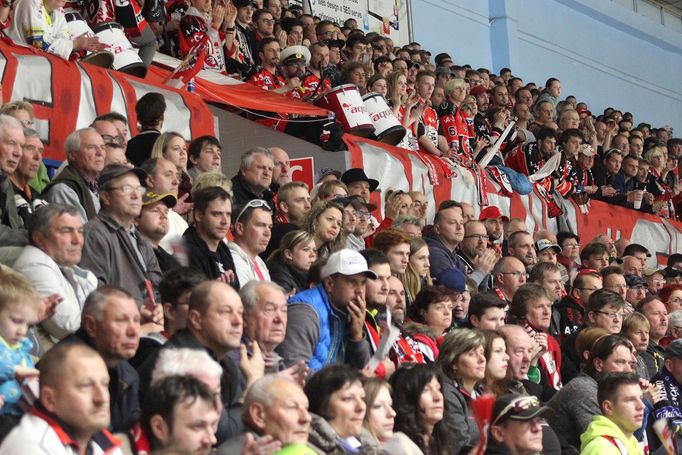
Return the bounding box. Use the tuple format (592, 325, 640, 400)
(136, 192, 180, 273)
(507, 231, 537, 272)
(279, 46, 308, 98)
(294, 42, 331, 100)
(457, 220, 497, 290)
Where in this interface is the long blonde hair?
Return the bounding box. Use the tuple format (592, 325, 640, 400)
(402, 237, 432, 302)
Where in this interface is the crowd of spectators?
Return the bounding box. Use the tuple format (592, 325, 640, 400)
(0, 1, 682, 455)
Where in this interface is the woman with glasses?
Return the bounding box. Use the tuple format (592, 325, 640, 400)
(435, 329, 485, 455)
(547, 335, 639, 453)
(266, 230, 316, 295)
(403, 286, 458, 362)
(390, 364, 451, 455)
(362, 379, 423, 454)
(303, 201, 344, 262)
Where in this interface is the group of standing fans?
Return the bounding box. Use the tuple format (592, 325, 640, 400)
(0, 1, 681, 455)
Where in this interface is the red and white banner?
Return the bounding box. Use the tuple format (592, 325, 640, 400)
(344, 134, 682, 267)
(0, 40, 215, 161)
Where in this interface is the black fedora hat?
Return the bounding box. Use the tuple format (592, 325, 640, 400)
(341, 168, 379, 193)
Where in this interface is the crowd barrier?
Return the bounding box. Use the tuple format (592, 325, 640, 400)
(344, 134, 682, 267)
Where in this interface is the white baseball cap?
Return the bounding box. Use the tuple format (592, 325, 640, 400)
(321, 249, 377, 279)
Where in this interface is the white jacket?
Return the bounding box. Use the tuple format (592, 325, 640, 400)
(8, 0, 75, 59)
(13, 245, 97, 341)
(0, 412, 123, 455)
(228, 241, 271, 285)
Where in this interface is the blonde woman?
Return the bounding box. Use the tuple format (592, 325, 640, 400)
(152, 132, 193, 208)
(645, 144, 676, 218)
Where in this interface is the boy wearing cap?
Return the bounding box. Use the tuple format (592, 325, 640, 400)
(277, 249, 373, 372)
(486, 394, 548, 455)
(580, 373, 644, 455)
(136, 192, 180, 273)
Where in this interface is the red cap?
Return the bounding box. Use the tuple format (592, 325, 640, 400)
(479, 206, 509, 222)
(576, 107, 592, 117)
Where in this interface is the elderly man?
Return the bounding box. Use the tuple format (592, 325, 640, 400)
(240, 281, 289, 372)
(218, 375, 311, 454)
(44, 128, 105, 222)
(492, 256, 527, 303)
(229, 199, 273, 284)
(0, 115, 28, 246)
(140, 157, 189, 251)
(13, 204, 97, 341)
(622, 255, 644, 277)
(136, 191, 180, 273)
(79, 164, 163, 306)
(270, 147, 291, 192)
(183, 187, 239, 286)
(487, 394, 549, 455)
(278, 249, 373, 371)
(637, 296, 669, 379)
(231, 147, 275, 210)
(498, 324, 542, 398)
(59, 286, 142, 432)
(9, 128, 46, 225)
(138, 375, 219, 455)
(0, 343, 120, 454)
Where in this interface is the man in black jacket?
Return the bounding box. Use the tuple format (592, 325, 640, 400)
(183, 187, 240, 289)
(231, 147, 275, 210)
(57, 286, 142, 433)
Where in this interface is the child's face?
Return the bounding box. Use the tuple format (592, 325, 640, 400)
(0, 304, 35, 345)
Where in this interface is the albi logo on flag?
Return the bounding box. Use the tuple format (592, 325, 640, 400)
(291, 157, 315, 190)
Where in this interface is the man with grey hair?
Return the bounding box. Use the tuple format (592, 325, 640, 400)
(0, 114, 28, 246)
(13, 204, 97, 342)
(44, 127, 106, 222)
(667, 310, 682, 343)
(9, 128, 47, 226)
(58, 285, 142, 432)
(240, 281, 288, 372)
(231, 147, 275, 210)
(270, 147, 291, 192)
(217, 374, 311, 454)
(393, 215, 423, 237)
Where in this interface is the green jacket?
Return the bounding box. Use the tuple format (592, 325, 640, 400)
(580, 415, 642, 455)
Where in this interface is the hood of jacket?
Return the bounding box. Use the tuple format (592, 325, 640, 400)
(579, 415, 641, 453)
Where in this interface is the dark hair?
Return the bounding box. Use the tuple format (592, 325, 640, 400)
(434, 200, 462, 224)
(635, 294, 664, 314)
(135, 92, 166, 127)
(587, 289, 625, 313)
(187, 136, 221, 169)
(304, 364, 364, 419)
(597, 372, 640, 409)
(360, 249, 389, 268)
(580, 242, 609, 262)
(556, 231, 580, 247)
(623, 243, 649, 257)
(139, 157, 160, 178)
(192, 187, 231, 215)
(28, 204, 80, 247)
(345, 34, 369, 50)
(159, 267, 207, 306)
(314, 19, 334, 36)
(253, 8, 274, 24)
(390, 364, 451, 454)
(508, 283, 549, 322)
(560, 128, 583, 144)
(281, 17, 303, 34)
(142, 375, 216, 435)
(536, 127, 557, 141)
(600, 265, 624, 280)
(408, 285, 457, 324)
(584, 334, 633, 377)
(94, 111, 127, 124)
(468, 292, 507, 323)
